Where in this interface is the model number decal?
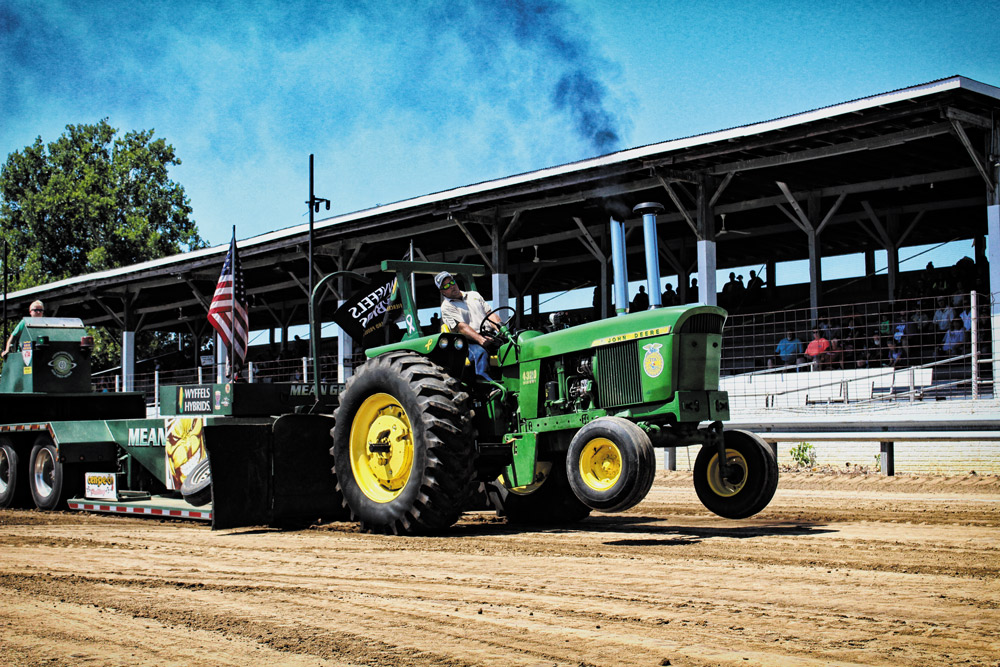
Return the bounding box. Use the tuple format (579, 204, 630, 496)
(521, 370, 538, 384)
(591, 326, 670, 347)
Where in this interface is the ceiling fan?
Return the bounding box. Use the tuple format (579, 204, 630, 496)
(716, 213, 750, 237)
(531, 245, 558, 263)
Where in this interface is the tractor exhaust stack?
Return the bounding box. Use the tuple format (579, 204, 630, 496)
(609, 217, 629, 315)
(634, 202, 665, 309)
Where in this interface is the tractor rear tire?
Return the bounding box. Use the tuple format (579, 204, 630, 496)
(28, 435, 79, 511)
(693, 429, 778, 519)
(331, 352, 476, 535)
(566, 417, 656, 513)
(181, 457, 213, 507)
(0, 438, 30, 509)
(492, 454, 591, 525)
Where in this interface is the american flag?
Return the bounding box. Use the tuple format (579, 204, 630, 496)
(208, 232, 248, 372)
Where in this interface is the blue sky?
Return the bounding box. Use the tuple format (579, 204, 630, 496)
(3, 0, 998, 251)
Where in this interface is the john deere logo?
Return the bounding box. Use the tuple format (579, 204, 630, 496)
(642, 343, 664, 378)
(49, 351, 77, 378)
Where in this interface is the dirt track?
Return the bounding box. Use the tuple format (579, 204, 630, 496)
(2, 471, 998, 667)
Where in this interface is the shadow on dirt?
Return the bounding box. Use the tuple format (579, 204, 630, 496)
(447, 514, 833, 542)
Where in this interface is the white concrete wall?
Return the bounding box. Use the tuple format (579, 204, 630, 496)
(656, 441, 1000, 475)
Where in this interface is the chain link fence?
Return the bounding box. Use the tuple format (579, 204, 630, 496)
(90, 292, 996, 415)
(720, 291, 993, 412)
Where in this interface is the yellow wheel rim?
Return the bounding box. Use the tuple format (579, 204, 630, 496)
(706, 448, 748, 497)
(578, 437, 622, 491)
(501, 461, 553, 496)
(349, 393, 414, 503)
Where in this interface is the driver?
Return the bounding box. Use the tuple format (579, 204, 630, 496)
(435, 271, 501, 381)
(2, 300, 45, 359)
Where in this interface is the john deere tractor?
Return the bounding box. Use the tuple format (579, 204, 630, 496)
(331, 260, 777, 535)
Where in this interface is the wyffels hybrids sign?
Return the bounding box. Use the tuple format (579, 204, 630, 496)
(177, 386, 213, 414)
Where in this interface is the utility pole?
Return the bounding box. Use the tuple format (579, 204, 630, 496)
(306, 155, 330, 380)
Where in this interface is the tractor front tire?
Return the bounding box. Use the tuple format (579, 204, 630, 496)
(331, 352, 476, 535)
(693, 429, 778, 519)
(566, 417, 655, 513)
(492, 454, 591, 525)
(28, 435, 79, 511)
(0, 438, 30, 509)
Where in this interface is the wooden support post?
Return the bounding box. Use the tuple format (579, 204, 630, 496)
(695, 174, 717, 305)
(664, 447, 676, 471)
(880, 441, 895, 476)
(987, 114, 1000, 400)
(887, 210, 900, 301)
(491, 219, 509, 311)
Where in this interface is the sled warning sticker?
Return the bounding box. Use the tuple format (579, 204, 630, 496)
(21, 341, 32, 368)
(642, 343, 664, 378)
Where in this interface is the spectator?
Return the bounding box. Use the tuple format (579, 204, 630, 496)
(958, 300, 973, 331)
(745, 269, 764, 306)
(887, 340, 905, 367)
(817, 319, 832, 340)
(293, 335, 307, 358)
(863, 331, 888, 368)
(630, 285, 649, 312)
(804, 329, 831, 370)
(840, 315, 860, 347)
(661, 282, 678, 307)
(910, 303, 930, 331)
(769, 329, 804, 369)
(951, 280, 967, 308)
(429, 312, 442, 332)
(878, 310, 893, 337)
(722, 272, 738, 296)
(687, 278, 699, 303)
(931, 266, 950, 296)
(932, 297, 955, 332)
(940, 319, 967, 358)
(839, 335, 857, 368)
(892, 312, 908, 347)
(721, 272, 740, 308)
(827, 337, 846, 370)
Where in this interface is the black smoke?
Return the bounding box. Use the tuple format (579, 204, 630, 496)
(436, 0, 628, 156)
(504, 0, 626, 154)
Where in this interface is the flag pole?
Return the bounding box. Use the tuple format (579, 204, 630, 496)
(230, 225, 236, 381)
(2, 241, 8, 351)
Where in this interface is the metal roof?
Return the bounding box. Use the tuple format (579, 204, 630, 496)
(3, 75, 999, 338)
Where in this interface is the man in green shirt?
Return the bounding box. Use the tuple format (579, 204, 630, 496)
(2, 300, 45, 359)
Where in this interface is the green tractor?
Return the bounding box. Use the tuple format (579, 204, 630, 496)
(330, 260, 778, 534)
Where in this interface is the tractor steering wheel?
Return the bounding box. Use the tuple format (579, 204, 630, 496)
(480, 306, 518, 347)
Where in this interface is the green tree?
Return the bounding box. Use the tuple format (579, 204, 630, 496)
(1, 119, 207, 368)
(1, 119, 203, 288)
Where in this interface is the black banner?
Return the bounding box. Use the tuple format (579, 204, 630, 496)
(332, 272, 404, 349)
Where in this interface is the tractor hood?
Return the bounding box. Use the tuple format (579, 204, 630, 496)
(517, 305, 727, 361)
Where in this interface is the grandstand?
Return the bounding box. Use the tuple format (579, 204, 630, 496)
(3, 75, 999, 472)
